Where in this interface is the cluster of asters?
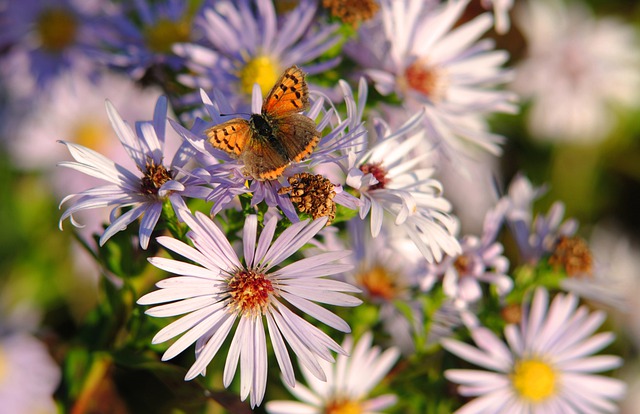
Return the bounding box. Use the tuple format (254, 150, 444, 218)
(1, 0, 632, 412)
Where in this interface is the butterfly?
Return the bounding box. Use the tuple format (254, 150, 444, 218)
(205, 65, 320, 181)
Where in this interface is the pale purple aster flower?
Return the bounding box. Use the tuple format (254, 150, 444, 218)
(94, 0, 197, 79)
(346, 0, 517, 160)
(265, 332, 400, 414)
(512, 0, 640, 143)
(442, 288, 627, 413)
(137, 213, 361, 408)
(420, 200, 512, 308)
(501, 174, 578, 265)
(59, 96, 212, 249)
(173, 84, 362, 222)
(174, 0, 341, 108)
(340, 81, 460, 262)
(0, 0, 105, 94)
(0, 332, 61, 414)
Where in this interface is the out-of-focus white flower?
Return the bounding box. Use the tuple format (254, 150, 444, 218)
(346, 0, 517, 160)
(512, 0, 640, 143)
(265, 332, 400, 414)
(0, 332, 61, 414)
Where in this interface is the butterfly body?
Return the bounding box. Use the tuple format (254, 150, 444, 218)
(206, 66, 320, 181)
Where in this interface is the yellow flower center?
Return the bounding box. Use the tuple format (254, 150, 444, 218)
(239, 56, 281, 97)
(325, 399, 363, 414)
(356, 263, 400, 301)
(36, 8, 78, 52)
(72, 120, 111, 151)
(143, 17, 191, 54)
(274, 0, 301, 13)
(511, 359, 557, 402)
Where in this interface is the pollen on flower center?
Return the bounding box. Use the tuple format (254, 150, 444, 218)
(140, 159, 173, 196)
(404, 59, 447, 102)
(360, 162, 389, 190)
(239, 56, 280, 97)
(278, 173, 336, 224)
(548, 236, 593, 277)
(143, 18, 191, 54)
(356, 263, 399, 301)
(453, 254, 472, 275)
(511, 359, 557, 402)
(227, 270, 274, 316)
(36, 8, 78, 52)
(325, 398, 363, 414)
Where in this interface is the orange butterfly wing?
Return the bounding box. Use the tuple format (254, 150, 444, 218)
(205, 118, 251, 156)
(273, 113, 320, 163)
(262, 65, 309, 118)
(242, 134, 290, 181)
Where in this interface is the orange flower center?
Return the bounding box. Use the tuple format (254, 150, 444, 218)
(404, 59, 446, 102)
(325, 398, 363, 414)
(356, 263, 399, 301)
(228, 270, 274, 316)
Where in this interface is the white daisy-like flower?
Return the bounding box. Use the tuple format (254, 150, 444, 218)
(58, 96, 212, 249)
(343, 100, 461, 263)
(442, 287, 627, 413)
(137, 213, 362, 408)
(0, 332, 61, 414)
(512, 0, 640, 143)
(265, 332, 400, 414)
(346, 0, 517, 159)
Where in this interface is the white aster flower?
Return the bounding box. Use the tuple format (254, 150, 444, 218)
(0, 332, 61, 414)
(265, 332, 400, 414)
(137, 213, 362, 408)
(59, 96, 211, 249)
(346, 0, 517, 159)
(442, 288, 627, 414)
(512, 0, 640, 143)
(344, 104, 461, 263)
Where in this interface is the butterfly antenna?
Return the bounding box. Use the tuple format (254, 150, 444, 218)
(220, 112, 251, 117)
